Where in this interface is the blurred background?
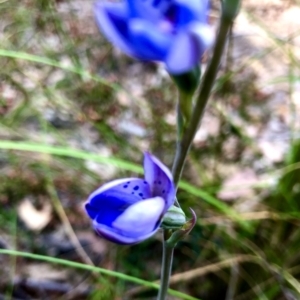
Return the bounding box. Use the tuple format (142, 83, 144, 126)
(1, 0, 300, 299)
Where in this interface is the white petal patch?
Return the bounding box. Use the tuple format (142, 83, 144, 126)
(113, 197, 165, 235)
(165, 31, 196, 74)
(189, 23, 214, 48)
(165, 23, 214, 74)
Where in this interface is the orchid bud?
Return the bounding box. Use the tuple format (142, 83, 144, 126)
(161, 205, 186, 229)
(222, 0, 241, 21)
(166, 208, 197, 247)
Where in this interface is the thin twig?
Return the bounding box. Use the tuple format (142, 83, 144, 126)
(46, 177, 95, 267)
(126, 255, 259, 297)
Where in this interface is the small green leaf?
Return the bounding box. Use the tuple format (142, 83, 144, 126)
(166, 208, 197, 247)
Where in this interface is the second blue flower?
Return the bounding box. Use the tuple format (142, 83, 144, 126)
(94, 0, 213, 74)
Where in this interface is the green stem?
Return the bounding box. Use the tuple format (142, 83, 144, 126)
(172, 14, 233, 186)
(157, 231, 174, 300)
(176, 101, 185, 140)
(157, 13, 234, 300)
(178, 91, 193, 130)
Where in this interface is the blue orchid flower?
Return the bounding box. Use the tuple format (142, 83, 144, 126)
(94, 0, 213, 74)
(85, 152, 175, 244)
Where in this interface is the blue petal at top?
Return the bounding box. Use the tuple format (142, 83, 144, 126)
(128, 19, 171, 60)
(164, 0, 209, 27)
(94, 2, 137, 57)
(85, 178, 152, 227)
(127, 0, 167, 22)
(143, 152, 175, 210)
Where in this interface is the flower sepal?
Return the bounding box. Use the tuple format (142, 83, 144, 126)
(171, 66, 201, 124)
(165, 208, 197, 248)
(222, 0, 241, 21)
(161, 205, 186, 230)
(171, 66, 201, 97)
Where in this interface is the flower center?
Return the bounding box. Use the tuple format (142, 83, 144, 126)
(158, 19, 173, 33)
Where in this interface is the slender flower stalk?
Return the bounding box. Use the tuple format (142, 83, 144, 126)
(157, 9, 237, 300)
(172, 13, 234, 187)
(157, 230, 174, 300)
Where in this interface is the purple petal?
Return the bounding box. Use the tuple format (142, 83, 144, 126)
(85, 178, 151, 226)
(166, 0, 209, 26)
(127, 0, 165, 22)
(128, 19, 171, 60)
(165, 23, 213, 74)
(94, 2, 137, 57)
(143, 152, 175, 210)
(93, 197, 165, 244)
(93, 222, 159, 245)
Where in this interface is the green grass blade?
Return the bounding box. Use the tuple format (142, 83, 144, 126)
(0, 140, 142, 173)
(0, 140, 247, 228)
(0, 49, 118, 90)
(0, 249, 200, 300)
